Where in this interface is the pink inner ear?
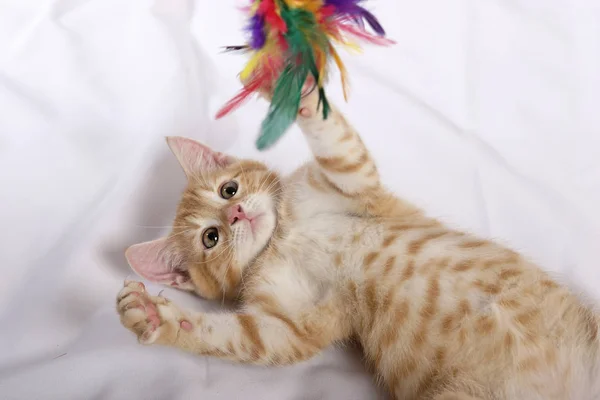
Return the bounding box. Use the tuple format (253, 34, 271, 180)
(166, 136, 234, 178)
(125, 238, 181, 283)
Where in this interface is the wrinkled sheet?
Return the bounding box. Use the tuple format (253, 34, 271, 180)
(1, 0, 599, 399)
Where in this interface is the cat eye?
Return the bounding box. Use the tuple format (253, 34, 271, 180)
(202, 227, 219, 249)
(220, 181, 238, 199)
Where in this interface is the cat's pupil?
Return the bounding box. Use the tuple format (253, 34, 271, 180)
(226, 187, 236, 196)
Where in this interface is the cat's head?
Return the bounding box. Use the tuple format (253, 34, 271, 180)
(125, 137, 281, 300)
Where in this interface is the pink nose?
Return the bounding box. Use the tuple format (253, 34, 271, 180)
(227, 204, 247, 225)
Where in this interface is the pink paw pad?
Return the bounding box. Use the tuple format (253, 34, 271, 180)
(299, 107, 312, 118)
(180, 320, 193, 331)
(141, 299, 160, 329)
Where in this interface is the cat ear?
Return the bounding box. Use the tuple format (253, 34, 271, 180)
(125, 238, 195, 291)
(166, 136, 235, 178)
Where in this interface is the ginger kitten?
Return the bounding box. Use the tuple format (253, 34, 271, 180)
(116, 86, 600, 400)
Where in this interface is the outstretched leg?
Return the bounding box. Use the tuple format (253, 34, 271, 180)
(116, 281, 343, 365)
(296, 85, 381, 197)
(291, 84, 421, 219)
(257, 79, 380, 197)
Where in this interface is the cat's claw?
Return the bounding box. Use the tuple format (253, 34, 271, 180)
(116, 280, 187, 345)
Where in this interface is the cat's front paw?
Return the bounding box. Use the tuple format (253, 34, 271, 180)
(116, 280, 192, 345)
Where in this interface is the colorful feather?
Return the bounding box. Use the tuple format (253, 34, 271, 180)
(247, 14, 267, 49)
(257, 64, 308, 150)
(216, 0, 394, 150)
(329, 43, 349, 100)
(215, 73, 265, 119)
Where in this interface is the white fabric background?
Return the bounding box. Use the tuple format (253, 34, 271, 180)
(0, 0, 599, 399)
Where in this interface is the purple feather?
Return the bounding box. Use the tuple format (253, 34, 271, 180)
(247, 14, 266, 49)
(325, 0, 386, 36)
(355, 6, 385, 35)
(353, 15, 365, 30)
(325, 0, 362, 12)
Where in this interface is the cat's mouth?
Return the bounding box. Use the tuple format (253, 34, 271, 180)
(248, 213, 264, 235)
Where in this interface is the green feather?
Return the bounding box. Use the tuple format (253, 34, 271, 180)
(256, 65, 308, 150)
(256, 3, 333, 150)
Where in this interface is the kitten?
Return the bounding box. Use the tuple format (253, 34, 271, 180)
(116, 85, 600, 400)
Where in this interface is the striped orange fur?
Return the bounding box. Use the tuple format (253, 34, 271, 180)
(117, 84, 600, 400)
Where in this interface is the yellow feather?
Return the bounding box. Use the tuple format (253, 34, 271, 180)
(329, 35, 363, 54)
(329, 44, 349, 101)
(240, 50, 264, 82)
(240, 36, 281, 83)
(285, 0, 323, 12)
(341, 38, 363, 53)
(316, 49, 327, 86)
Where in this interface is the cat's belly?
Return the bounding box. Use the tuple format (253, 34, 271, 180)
(280, 211, 600, 399)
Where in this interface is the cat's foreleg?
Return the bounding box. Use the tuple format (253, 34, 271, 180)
(295, 83, 381, 196)
(117, 281, 336, 365)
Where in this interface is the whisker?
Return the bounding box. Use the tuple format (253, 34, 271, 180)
(166, 228, 196, 240)
(219, 244, 236, 304)
(201, 239, 235, 264)
(238, 160, 248, 191)
(263, 174, 280, 195)
(256, 168, 275, 194)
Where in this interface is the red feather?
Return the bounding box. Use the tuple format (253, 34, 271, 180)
(258, 0, 287, 34)
(215, 75, 265, 119)
(263, 55, 285, 81)
(318, 5, 336, 22)
(276, 33, 289, 52)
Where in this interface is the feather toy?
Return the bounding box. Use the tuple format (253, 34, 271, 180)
(215, 0, 394, 150)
